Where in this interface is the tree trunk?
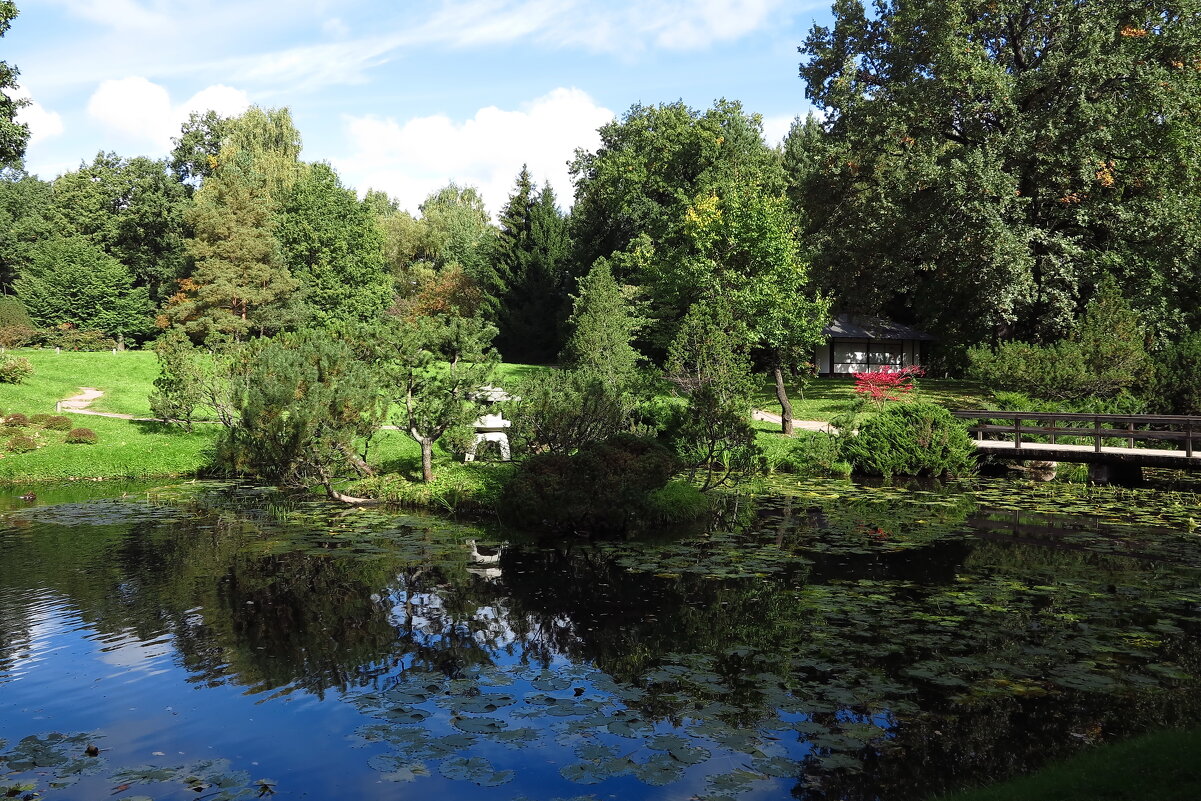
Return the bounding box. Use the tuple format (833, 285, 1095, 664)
(774, 363, 794, 436)
(421, 438, 434, 483)
(338, 443, 375, 477)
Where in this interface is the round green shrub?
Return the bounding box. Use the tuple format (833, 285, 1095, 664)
(0, 355, 33, 384)
(840, 402, 977, 478)
(43, 415, 73, 431)
(501, 433, 679, 533)
(5, 434, 38, 453)
(3, 412, 28, 427)
(65, 427, 98, 444)
(29, 413, 50, 426)
(1150, 331, 1201, 415)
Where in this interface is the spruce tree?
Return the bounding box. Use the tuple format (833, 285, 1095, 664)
(561, 260, 642, 390)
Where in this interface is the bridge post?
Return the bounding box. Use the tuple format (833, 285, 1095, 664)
(1015, 416, 1022, 450)
(1094, 419, 1102, 453)
(1188, 421, 1194, 458)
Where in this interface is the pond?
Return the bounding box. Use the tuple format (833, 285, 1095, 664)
(1, 476, 1199, 800)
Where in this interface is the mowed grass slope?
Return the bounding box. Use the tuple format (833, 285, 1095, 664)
(2, 348, 161, 417)
(752, 375, 996, 423)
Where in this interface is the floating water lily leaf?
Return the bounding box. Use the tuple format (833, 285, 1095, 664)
(439, 756, 514, 786)
(532, 674, 572, 691)
(633, 753, 684, 786)
(452, 717, 508, 734)
(751, 756, 802, 778)
(453, 694, 517, 714)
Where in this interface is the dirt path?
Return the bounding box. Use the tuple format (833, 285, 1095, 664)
(752, 409, 836, 433)
(57, 388, 157, 421)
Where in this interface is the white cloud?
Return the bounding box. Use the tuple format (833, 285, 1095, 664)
(6, 87, 65, 146)
(85, 78, 251, 152)
(761, 114, 795, 147)
(322, 17, 350, 38)
(334, 87, 614, 217)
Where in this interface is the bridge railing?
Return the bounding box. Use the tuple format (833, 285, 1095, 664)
(950, 410, 1198, 457)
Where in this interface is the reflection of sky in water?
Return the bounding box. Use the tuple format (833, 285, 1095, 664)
(1, 481, 1199, 800)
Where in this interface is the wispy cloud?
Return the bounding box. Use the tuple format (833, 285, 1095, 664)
(85, 78, 250, 152)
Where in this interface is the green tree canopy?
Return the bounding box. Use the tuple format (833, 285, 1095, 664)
(278, 162, 392, 327)
(14, 237, 153, 337)
(0, 2, 29, 168)
(561, 260, 643, 391)
(797, 0, 1201, 345)
(50, 152, 189, 301)
(0, 169, 53, 290)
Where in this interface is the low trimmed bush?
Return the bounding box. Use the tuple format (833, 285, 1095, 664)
(840, 402, 977, 478)
(29, 413, 50, 426)
(761, 430, 851, 477)
(43, 415, 73, 431)
(5, 434, 38, 453)
(3, 412, 29, 427)
(0, 355, 33, 384)
(65, 427, 98, 444)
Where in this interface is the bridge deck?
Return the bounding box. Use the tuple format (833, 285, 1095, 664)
(974, 439, 1201, 468)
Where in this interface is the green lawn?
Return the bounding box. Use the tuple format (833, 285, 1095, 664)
(928, 726, 1201, 801)
(1, 348, 161, 417)
(752, 375, 997, 423)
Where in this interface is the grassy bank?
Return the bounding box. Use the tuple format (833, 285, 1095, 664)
(2, 348, 161, 416)
(928, 726, 1201, 801)
(752, 375, 995, 423)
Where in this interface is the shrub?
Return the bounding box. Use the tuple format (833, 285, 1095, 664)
(643, 480, 711, 523)
(0, 324, 36, 348)
(1149, 331, 1201, 415)
(762, 430, 852, 477)
(3, 412, 28, 427)
(5, 434, 38, 453)
(42, 326, 117, 352)
(29, 414, 50, 425)
(65, 427, 98, 444)
(500, 433, 679, 533)
(43, 415, 73, 431)
(0, 355, 33, 384)
(840, 402, 977, 478)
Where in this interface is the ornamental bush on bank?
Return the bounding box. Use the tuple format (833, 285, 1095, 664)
(840, 402, 977, 479)
(5, 435, 38, 453)
(0, 355, 33, 384)
(65, 427, 98, 444)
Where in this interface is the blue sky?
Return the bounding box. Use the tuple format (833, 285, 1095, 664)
(6, 0, 831, 215)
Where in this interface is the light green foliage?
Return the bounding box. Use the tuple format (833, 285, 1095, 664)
(0, 294, 33, 346)
(798, 0, 1201, 342)
(840, 402, 977, 478)
(665, 297, 761, 490)
(14, 237, 153, 338)
(1150, 330, 1201, 415)
(505, 367, 640, 456)
(968, 278, 1150, 400)
(279, 162, 392, 326)
(562, 260, 643, 390)
(49, 152, 189, 301)
(759, 430, 849, 477)
(0, 353, 31, 383)
(570, 99, 785, 276)
(419, 184, 499, 312)
(493, 167, 572, 363)
(387, 315, 498, 482)
(0, 1, 28, 167)
(148, 328, 245, 430)
(218, 330, 386, 495)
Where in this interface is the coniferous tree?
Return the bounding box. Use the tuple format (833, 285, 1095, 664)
(561, 260, 642, 391)
(279, 163, 392, 327)
(0, 169, 53, 291)
(493, 168, 571, 363)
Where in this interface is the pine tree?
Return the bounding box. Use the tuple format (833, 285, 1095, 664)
(494, 169, 571, 363)
(561, 260, 642, 390)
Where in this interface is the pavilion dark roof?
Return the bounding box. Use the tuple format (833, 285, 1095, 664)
(822, 313, 936, 341)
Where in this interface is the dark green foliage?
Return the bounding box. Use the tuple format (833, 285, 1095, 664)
(493, 169, 571, 363)
(968, 280, 1149, 401)
(43, 415, 71, 431)
(0, 354, 31, 383)
(5, 433, 36, 452)
(0, 294, 30, 327)
(500, 433, 679, 533)
(760, 431, 850, 477)
(169, 110, 229, 188)
(1150, 331, 1201, 415)
(40, 326, 116, 352)
(840, 403, 977, 478)
(217, 330, 385, 495)
(278, 162, 392, 327)
(14, 237, 153, 339)
(0, 173, 53, 291)
(990, 390, 1146, 417)
(49, 152, 189, 302)
(64, 427, 97, 444)
(0, 2, 28, 167)
(797, 0, 1201, 342)
(3, 411, 27, 426)
(505, 368, 642, 456)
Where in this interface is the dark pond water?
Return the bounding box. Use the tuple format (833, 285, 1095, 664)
(1, 477, 1200, 800)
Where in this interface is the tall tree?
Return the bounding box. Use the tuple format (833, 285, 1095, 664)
(278, 163, 392, 327)
(561, 260, 643, 391)
(797, 0, 1201, 344)
(170, 110, 230, 190)
(167, 107, 304, 340)
(569, 99, 786, 279)
(14, 237, 153, 338)
(0, 168, 52, 290)
(419, 183, 500, 316)
(493, 168, 571, 363)
(0, 1, 28, 168)
(50, 153, 189, 302)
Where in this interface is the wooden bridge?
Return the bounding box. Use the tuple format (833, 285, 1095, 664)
(950, 410, 1201, 482)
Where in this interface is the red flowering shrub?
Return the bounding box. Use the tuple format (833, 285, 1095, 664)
(852, 366, 925, 404)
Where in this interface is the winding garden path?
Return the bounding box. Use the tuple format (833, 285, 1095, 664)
(57, 388, 157, 422)
(752, 409, 835, 433)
